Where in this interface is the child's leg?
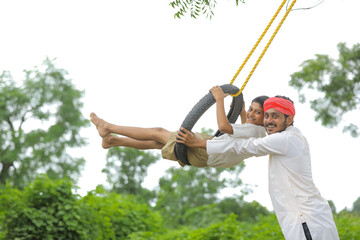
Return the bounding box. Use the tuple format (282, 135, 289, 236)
(90, 112, 171, 145)
(102, 134, 164, 149)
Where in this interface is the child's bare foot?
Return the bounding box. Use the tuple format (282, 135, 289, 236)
(102, 134, 114, 149)
(90, 112, 110, 138)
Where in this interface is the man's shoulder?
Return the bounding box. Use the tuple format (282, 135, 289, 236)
(285, 126, 304, 136)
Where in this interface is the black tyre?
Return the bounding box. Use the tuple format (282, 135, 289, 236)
(174, 84, 244, 165)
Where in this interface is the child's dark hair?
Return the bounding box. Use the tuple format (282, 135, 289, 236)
(252, 95, 269, 108)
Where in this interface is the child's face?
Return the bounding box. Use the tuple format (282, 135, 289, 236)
(246, 102, 265, 125)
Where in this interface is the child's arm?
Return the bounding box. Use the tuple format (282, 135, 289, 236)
(175, 86, 237, 149)
(210, 86, 233, 135)
(240, 101, 246, 124)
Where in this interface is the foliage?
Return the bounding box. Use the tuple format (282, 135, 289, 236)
(169, 0, 245, 19)
(102, 136, 265, 229)
(328, 200, 337, 213)
(130, 213, 360, 240)
(0, 175, 93, 240)
(201, 127, 215, 135)
(335, 213, 360, 239)
(81, 185, 164, 239)
(289, 42, 360, 137)
(0, 208, 4, 239)
(1, 175, 360, 239)
(182, 204, 226, 228)
(0, 58, 89, 188)
(351, 197, 360, 215)
(187, 214, 283, 240)
(155, 163, 246, 227)
(183, 214, 247, 240)
(129, 214, 284, 240)
(102, 147, 159, 203)
(0, 175, 164, 240)
(217, 197, 270, 222)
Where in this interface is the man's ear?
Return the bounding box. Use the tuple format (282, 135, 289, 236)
(286, 115, 294, 127)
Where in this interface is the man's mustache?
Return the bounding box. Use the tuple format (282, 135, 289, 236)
(265, 123, 277, 127)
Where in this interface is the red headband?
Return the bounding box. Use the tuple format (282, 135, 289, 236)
(264, 97, 295, 117)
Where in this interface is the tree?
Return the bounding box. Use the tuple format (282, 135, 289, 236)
(289, 42, 360, 137)
(217, 197, 270, 222)
(102, 147, 159, 202)
(169, 0, 244, 19)
(328, 200, 337, 214)
(352, 197, 360, 215)
(0, 58, 89, 188)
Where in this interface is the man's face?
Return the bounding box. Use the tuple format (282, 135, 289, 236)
(263, 108, 288, 134)
(246, 102, 264, 126)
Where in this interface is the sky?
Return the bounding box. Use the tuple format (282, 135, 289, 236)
(0, 0, 359, 212)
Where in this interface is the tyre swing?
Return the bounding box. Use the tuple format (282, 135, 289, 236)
(174, 0, 297, 166)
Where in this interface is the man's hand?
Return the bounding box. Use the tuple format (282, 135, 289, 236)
(175, 127, 207, 149)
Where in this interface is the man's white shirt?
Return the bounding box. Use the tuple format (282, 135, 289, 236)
(207, 126, 339, 240)
(207, 123, 266, 168)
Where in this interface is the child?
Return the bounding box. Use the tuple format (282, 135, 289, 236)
(91, 85, 268, 168)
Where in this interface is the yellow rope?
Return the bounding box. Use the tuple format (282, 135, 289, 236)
(231, 0, 297, 97)
(229, 0, 287, 85)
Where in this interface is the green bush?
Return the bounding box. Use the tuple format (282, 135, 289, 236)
(182, 204, 226, 229)
(0, 175, 94, 240)
(217, 198, 270, 222)
(130, 214, 283, 240)
(81, 186, 164, 239)
(0, 175, 164, 240)
(0, 210, 5, 239)
(2, 174, 360, 240)
(130, 212, 360, 240)
(335, 213, 360, 239)
(237, 214, 283, 240)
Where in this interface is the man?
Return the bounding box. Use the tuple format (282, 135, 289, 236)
(176, 96, 339, 240)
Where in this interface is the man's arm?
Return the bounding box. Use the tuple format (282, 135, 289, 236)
(207, 131, 289, 157)
(176, 126, 287, 158)
(175, 127, 207, 149)
(176, 125, 288, 162)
